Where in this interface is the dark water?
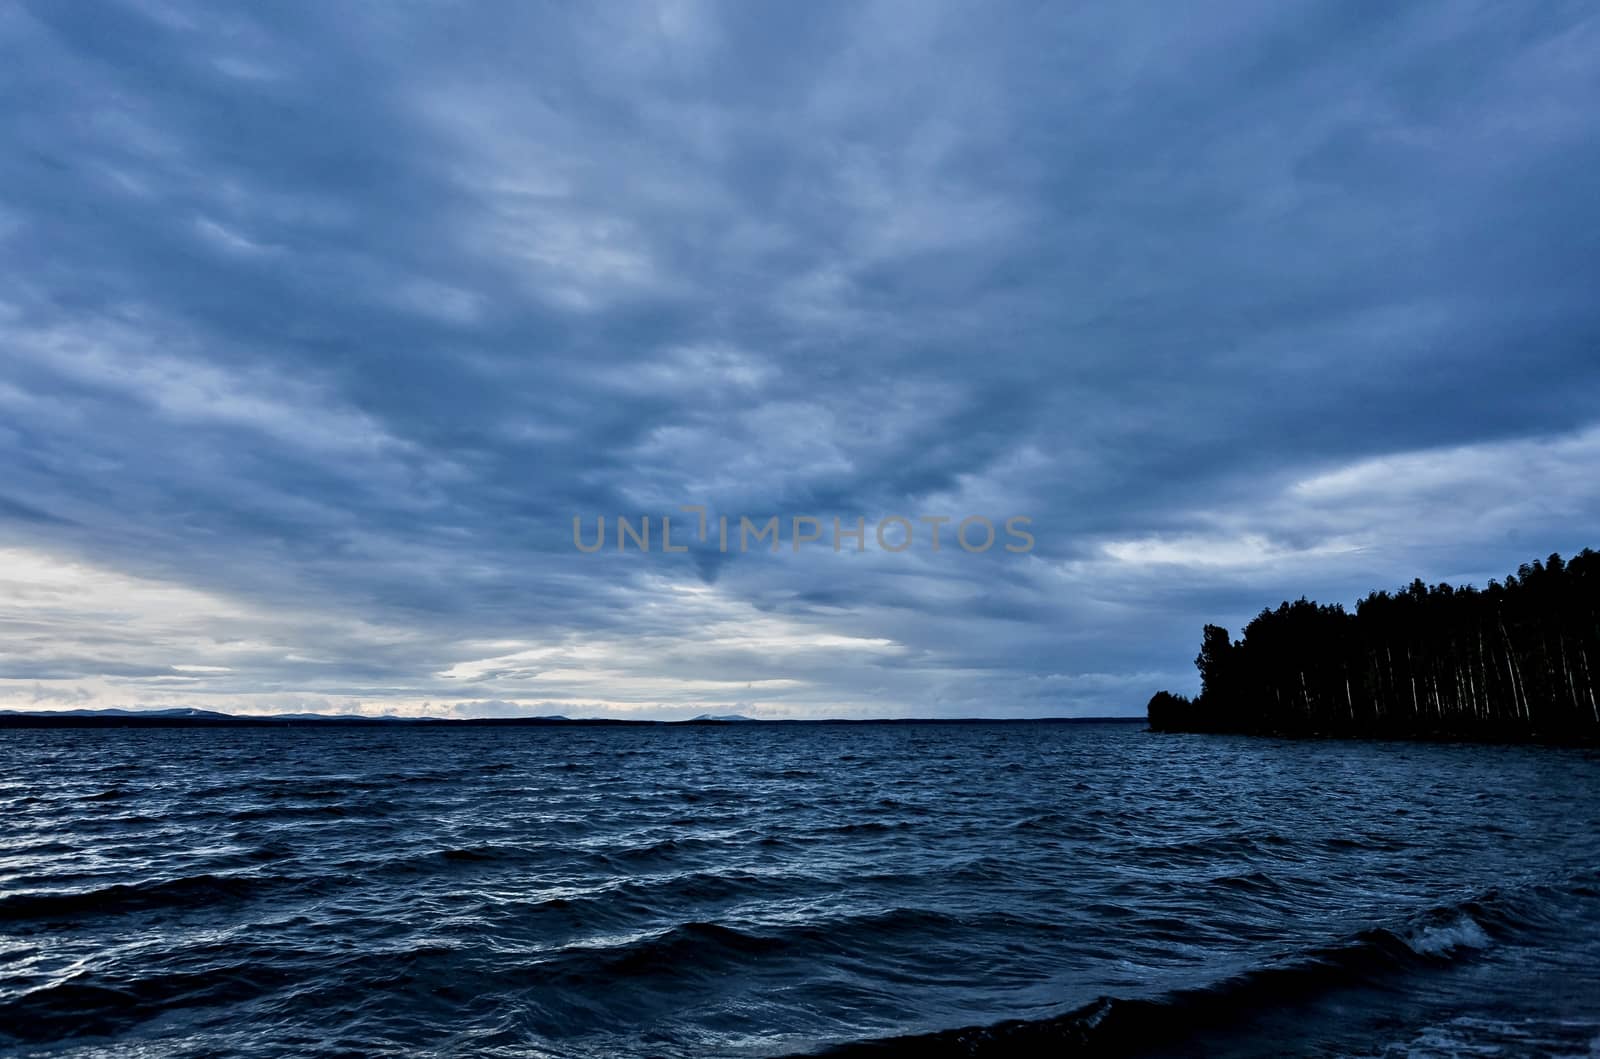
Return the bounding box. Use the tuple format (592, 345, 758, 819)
(2, 722, 1598, 1058)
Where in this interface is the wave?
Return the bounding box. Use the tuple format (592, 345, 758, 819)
(83, 788, 130, 801)
(348, 830, 791, 882)
(0, 948, 304, 1043)
(806, 876, 1590, 1057)
(0, 871, 343, 924)
(351, 843, 541, 877)
(537, 905, 1064, 991)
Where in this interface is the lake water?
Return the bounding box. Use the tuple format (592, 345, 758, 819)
(2, 722, 1598, 1057)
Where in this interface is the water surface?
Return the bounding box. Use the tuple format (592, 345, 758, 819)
(2, 722, 1598, 1056)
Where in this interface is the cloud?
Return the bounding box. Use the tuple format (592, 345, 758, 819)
(1, 0, 1598, 715)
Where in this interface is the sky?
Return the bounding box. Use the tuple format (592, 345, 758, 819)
(1, 1, 1598, 719)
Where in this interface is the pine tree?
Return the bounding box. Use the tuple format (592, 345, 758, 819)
(1148, 549, 1600, 741)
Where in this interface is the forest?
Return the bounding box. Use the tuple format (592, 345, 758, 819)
(1148, 549, 1600, 740)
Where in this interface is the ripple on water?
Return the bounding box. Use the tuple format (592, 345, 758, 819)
(0, 724, 1596, 1058)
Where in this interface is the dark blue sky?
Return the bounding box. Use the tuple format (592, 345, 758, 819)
(2, 1, 1598, 717)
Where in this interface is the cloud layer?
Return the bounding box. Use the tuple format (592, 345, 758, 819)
(2, 0, 1598, 716)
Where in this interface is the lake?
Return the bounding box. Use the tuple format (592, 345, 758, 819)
(2, 722, 1597, 1056)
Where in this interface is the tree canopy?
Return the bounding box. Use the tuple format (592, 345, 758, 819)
(1148, 549, 1600, 740)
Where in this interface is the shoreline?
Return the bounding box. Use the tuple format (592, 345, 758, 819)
(0, 714, 1148, 730)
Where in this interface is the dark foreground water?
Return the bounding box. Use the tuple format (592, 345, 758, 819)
(2, 722, 1598, 1058)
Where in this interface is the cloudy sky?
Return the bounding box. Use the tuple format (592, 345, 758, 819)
(1, 1, 1597, 718)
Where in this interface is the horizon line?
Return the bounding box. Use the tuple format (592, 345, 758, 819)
(0, 708, 1147, 728)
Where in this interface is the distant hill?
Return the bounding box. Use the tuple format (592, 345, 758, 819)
(0, 708, 575, 728)
(267, 712, 414, 722)
(689, 713, 757, 722)
(1149, 548, 1600, 741)
(0, 707, 236, 719)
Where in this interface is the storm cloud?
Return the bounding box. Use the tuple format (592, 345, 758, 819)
(2, 0, 1597, 717)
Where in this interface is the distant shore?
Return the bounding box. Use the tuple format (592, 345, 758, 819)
(0, 712, 1146, 730)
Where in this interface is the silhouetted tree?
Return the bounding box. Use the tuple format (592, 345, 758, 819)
(1148, 548, 1600, 741)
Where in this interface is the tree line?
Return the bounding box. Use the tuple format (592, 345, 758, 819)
(1148, 549, 1600, 740)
